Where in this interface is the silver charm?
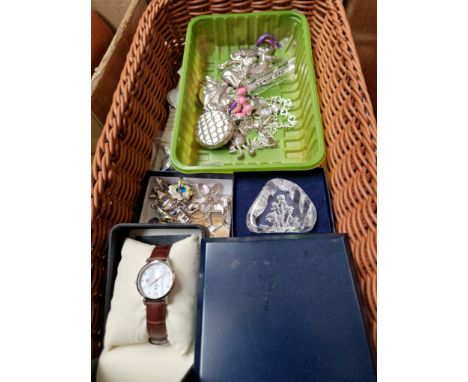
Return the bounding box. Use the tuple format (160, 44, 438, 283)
(219, 65, 245, 89)
(246, 178, 317, 233)
(217, 35, 283, 88)
(199, 77, 235, 111)
(228, 126, 255, 159)
(151, 206, 177, 223)
(196, 110, 235, 149)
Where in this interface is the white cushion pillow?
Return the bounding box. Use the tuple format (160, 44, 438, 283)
(97, 343, 193, 382)
(103, 235, 199, 355)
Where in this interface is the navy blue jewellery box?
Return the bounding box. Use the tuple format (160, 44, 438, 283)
(233, 168, 335, 236)
(194, 234, 375, 382)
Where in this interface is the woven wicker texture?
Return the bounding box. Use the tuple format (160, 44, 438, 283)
(91, 0, 377, 359)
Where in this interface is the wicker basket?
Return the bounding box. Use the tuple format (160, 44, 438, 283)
(91, 0, 377, 359)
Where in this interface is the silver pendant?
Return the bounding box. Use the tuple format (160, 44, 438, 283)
(199, 77, 235, 111)
(228, 128, 255, 159)
(220, 65, 245, 88)
(196, 110, 235, 149)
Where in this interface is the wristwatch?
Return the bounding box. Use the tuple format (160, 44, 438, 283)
(136, 244, 175, 345)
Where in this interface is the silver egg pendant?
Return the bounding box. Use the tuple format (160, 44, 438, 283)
(195, 110, 235, 149)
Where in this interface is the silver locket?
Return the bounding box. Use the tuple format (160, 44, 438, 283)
(195, 110, 235, 149)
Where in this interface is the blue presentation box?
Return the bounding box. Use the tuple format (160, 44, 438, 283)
(194, 234, 375, 382)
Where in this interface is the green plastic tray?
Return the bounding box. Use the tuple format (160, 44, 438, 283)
(171, 10, 325, 174)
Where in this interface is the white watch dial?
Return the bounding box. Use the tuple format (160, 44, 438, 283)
(137, 261, 174, 300)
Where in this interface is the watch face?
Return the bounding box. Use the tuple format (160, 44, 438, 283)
(137, 261, 174, 300)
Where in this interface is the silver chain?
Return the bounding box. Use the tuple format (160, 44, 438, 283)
(249, 96, 297, 150)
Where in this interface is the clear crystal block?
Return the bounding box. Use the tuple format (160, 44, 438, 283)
(246, 178, 317, 233)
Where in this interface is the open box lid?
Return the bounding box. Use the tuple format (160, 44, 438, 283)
(195, 234, 375, 381)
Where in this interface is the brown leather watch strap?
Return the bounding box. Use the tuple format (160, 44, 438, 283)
(146, 300, 168, 345)
(145, 244, 172, 344)
(149, 244, 171, 261)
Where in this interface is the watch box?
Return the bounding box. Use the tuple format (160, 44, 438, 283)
(132, 171, 234, 237)
(233, 168, 335, 236)
(92, 223, 208, 382)
(194, 234, 375, 381)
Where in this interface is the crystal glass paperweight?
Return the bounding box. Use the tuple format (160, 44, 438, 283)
(246, 178, 317, 233)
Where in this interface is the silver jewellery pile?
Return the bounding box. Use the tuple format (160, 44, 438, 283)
(196, 34, 297, 159)
(148, 177, 231, 237)
(246, 178, 317, 234)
